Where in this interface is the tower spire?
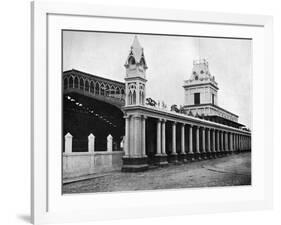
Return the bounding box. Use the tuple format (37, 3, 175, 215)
(124, 36, 148, 106)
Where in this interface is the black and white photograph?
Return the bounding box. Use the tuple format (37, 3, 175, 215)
(62, 30, 252, 194)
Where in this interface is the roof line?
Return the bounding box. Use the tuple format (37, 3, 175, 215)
(63, 69, 125, 86)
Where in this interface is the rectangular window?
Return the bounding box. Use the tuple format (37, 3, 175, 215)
(212, 94, 215, 105)
(194, 93, 200, 105)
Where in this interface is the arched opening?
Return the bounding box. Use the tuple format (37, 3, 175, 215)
(95, 82, 99, 95)
(100, 84, 105, 96)
(140, 57, 146, 67)
(139, 91, 142, 105)
(79, 78, 84, 90)
(128, 56, 136, 65)
(110, 85, 115, 97)
(74, 77, 78, 88)
(85, 80, 89, 92)
(63, 77, 68, 89)
(132, 90, 136, 104)
(105, 84, 110, 96)
(121, 89, 125, 100)
(69, 76, 74, 88)
(128, 91, 132, 105)
(90, 81, 94, 93)
(116, 87, 120, 97)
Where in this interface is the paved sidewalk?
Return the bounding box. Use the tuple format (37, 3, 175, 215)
(63, 152, 251, 194)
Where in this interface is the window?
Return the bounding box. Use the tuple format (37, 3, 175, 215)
(194, 93, 200, 105)
(212, 94, 215, 105)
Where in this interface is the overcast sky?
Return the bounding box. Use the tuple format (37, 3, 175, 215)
(63, 31, 252, 129)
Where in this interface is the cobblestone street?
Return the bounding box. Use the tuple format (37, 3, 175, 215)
(63, 152, 251, 194)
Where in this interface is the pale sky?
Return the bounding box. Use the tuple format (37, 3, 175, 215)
(63, 31, 252, 129)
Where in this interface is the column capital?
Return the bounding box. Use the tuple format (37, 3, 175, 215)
(161, 118, 167, 123)
(123, 114, 131, 119)
(133, 114, 142, 119)
(142, 115, 148, 120)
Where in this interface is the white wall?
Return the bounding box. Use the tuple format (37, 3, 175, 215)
(0, 0, 280, 225)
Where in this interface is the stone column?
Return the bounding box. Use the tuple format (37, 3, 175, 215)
(134, 115, 142, 156)
(230, 133, 233, 152)
(156, 119, 162, 156)
(155, 118, 168, 166)
(188, 125, 194, 161)
(235, 134, 237, 152)
(220, 131, 224, 155)
(170, 121, 178, 163)
(124, 115, 130, 157)
(65, 132, 73, 153)
(107, 134, 113, 152)
(216, 130, 220, 157)
(88, 133, 95, 152)
(179, 123, 187, 162)
(142, 116, 147, 156)
(202, 127, 206, 159)
(239, 135, 241, 152)
(195, 126, 201, 160)
(207, 128, 211, 158)
(161, 119, 166, 155)
(212, 129, 216, 157)
(121, 115, 148, 172)
(225, 132, 228, 153)
(235, 134, 238, 153)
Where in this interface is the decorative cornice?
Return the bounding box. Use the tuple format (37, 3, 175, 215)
(122, 105, 251, 135)
(183, 103, 238, 118)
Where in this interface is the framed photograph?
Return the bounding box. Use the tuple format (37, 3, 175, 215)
(31, 1, 273, 224)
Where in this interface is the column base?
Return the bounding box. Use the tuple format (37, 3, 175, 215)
(202, 152, 208, 160)
(187, 153, 195, 161)
(194, 152, 202, 160)
(154, 154, 169, 166)
(212, 152, 217, 158)
(206, 152, 212, 159)
(122, 157, 148, 172)
(178, 153, 187, 163)
(168, 153, 178, 164)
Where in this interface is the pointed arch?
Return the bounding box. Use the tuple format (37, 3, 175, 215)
(128, 56, 136, 65)
(116, 87, 120, 95)
(100, 83, 105, 96)
(105, 84, 110, 96)
(110, 85, 115, 96)
(140, 57, 146, 67)
(95, 82, 99, 95)
(132, 90, 136, 104)
(69, 76, 74, 88)
(89, 81, 94, 93)
(74, 76, 78, 88)
(85, 79, 89, 92)
(128, 90, 132, 105)
(63, 77, 68, 89)
(79, 78, 84, 90)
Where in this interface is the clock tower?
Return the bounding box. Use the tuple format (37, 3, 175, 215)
(183, 59, 218, 108)
(124, 36, 148, 106)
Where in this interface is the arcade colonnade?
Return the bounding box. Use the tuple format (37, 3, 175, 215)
(122, 109, 251, 172)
